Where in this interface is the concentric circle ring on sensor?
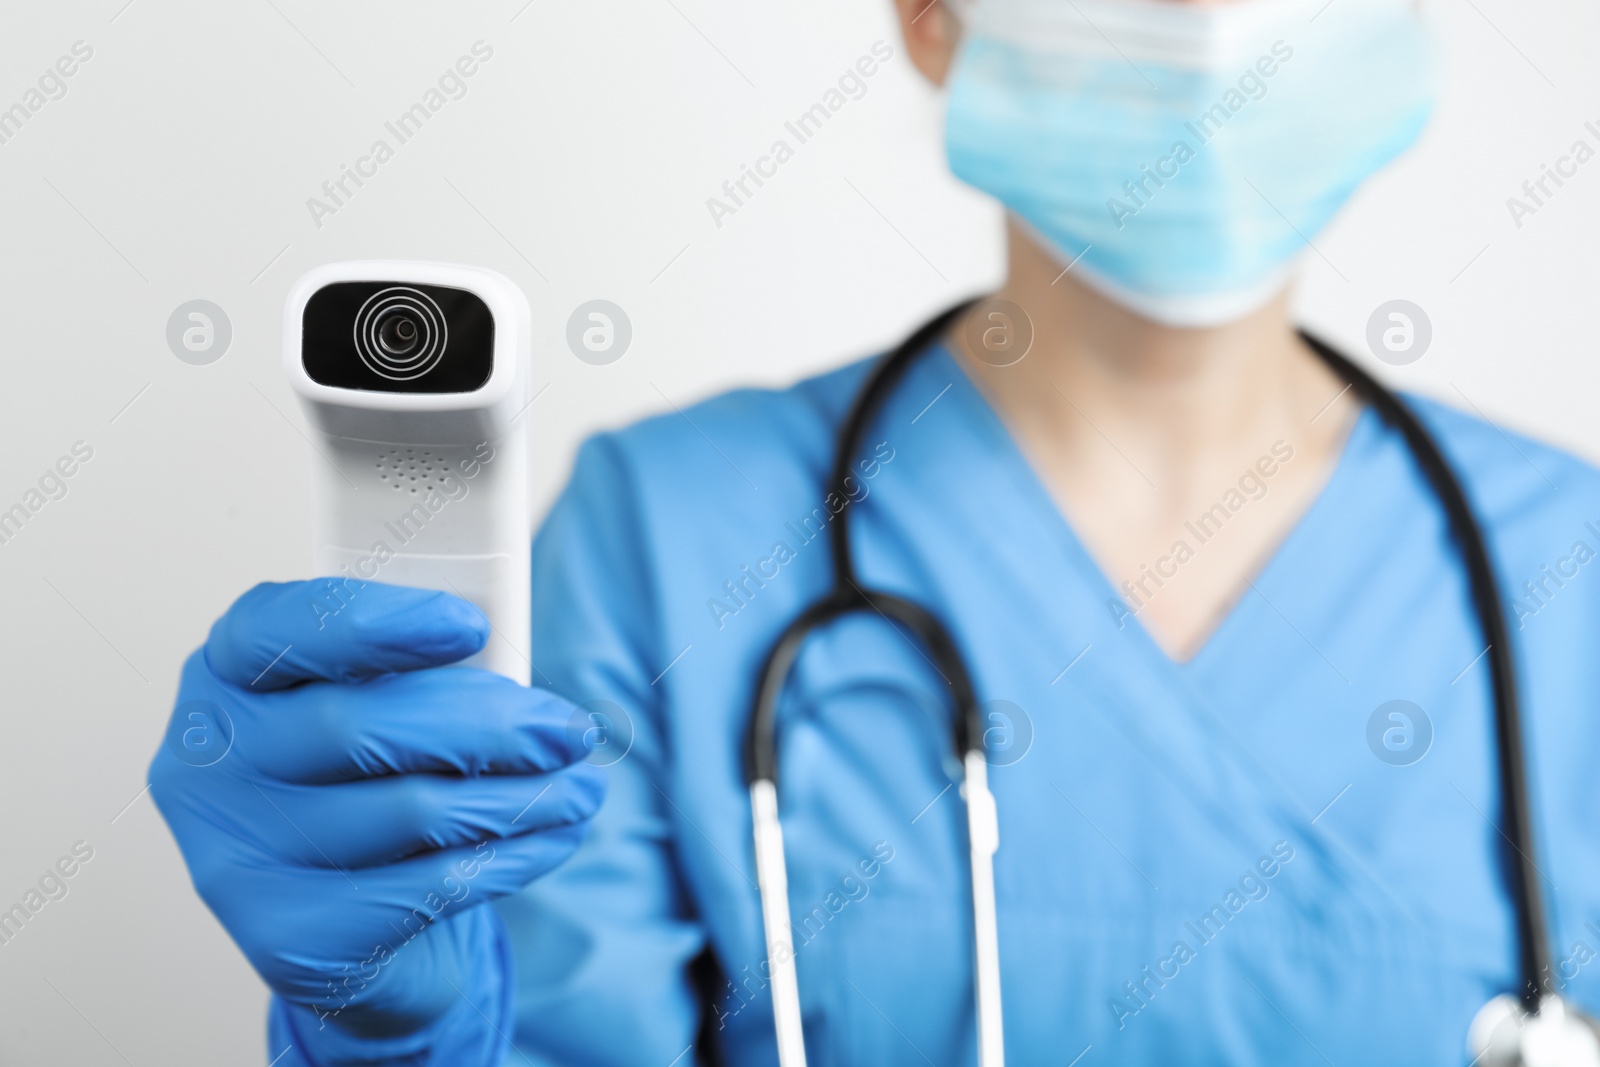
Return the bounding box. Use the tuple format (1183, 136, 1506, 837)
(352, 287, 449, 381)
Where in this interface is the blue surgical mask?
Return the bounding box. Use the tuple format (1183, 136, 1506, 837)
(945, 0, 1435, 327)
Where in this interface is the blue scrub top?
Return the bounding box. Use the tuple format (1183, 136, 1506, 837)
(495, 343, 1600, 1065)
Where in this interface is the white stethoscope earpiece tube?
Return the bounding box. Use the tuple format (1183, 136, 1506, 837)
(750, 755, 1005, 1067)
(964, 750, 1005, 1067)
(751, 779, 807, 1066)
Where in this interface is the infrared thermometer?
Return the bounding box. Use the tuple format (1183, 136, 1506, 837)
(283, 261, 532, 683)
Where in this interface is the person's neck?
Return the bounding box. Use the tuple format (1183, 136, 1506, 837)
(950, 218, 1362, 660)
(955, 218, 1349, 485)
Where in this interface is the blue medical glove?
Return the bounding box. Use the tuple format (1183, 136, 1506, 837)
(150, 580, 605, 1065)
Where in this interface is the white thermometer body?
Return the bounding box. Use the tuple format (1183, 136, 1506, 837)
(283, 261, 532, 683)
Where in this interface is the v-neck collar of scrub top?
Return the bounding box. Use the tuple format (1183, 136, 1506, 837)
(928, 338, 1379, 676)
(851, 341, 1437, 928)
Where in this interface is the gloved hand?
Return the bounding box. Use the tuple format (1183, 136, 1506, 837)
(150, 580, 605, 1062)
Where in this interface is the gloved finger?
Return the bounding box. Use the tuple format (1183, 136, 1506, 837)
(204, 580, 487, 691)
(184, 826, 592, 1008)
(225, 665, 593, 784)
(377, 820, 592, 910)
(244, 762, 606, 869)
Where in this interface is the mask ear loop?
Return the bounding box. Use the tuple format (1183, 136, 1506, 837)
(943, 0, 975, 24)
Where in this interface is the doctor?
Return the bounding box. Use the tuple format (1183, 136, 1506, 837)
(152, 0, 1600, 1064)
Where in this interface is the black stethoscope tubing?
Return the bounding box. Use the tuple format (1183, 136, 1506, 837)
(745, 301, 987, 788)
(1304, 329, 1550, 1008)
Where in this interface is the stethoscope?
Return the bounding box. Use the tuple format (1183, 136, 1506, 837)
(742, 300, 1600, 1067)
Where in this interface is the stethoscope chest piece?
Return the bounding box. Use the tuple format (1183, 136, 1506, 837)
(1470, 995, 1600, 1067)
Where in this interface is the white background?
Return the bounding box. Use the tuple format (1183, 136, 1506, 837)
(0, 0, 1595, 1063)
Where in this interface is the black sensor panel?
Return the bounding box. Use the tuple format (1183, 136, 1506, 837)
(302, 281, 495, 394)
